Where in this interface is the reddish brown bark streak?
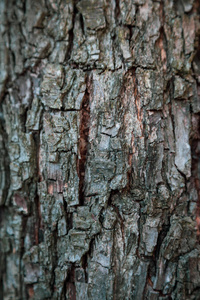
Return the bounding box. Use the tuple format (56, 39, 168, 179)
(77, 75, 91, 205)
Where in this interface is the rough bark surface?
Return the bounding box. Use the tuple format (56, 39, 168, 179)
(0, 0, 200, 299)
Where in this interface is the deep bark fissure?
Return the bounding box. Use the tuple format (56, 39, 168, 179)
(50, 223, 58, 297)
(33, 194, 43, 245)
(19, 215, 28, 299)
(155, 219, 170, 262)
(114, 0, 120, 24)
(64, 264, 76, 300)
(64, 0, 78, 62)
(63, 199, 73, 233)
(77, 74, 91, 206)
(81, 254, 88, 283)
(33, 130, 44, 244)
(191, 113, 200, 239)
(0, 105, 10, 206)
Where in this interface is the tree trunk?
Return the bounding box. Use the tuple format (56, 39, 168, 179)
(0, 0, 200, 299)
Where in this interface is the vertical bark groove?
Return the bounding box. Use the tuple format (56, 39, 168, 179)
(77, 74, 91, 206)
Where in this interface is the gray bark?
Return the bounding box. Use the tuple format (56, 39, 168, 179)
(0, 0, 200, 299)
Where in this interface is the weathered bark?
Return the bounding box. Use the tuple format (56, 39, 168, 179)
(0, 0, 200, 299)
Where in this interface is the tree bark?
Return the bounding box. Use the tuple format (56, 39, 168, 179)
(0, 0, 200, 299)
